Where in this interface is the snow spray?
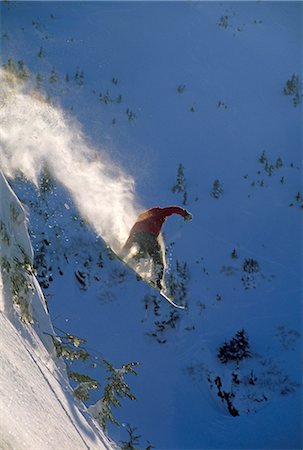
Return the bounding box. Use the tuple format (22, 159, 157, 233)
(0, 68, 140, 252)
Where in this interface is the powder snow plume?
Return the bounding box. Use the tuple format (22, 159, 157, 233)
(0, 68, 140, 252)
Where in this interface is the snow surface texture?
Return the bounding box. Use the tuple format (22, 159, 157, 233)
(0, 172, 114, 450)
(1, 1, 302, 449)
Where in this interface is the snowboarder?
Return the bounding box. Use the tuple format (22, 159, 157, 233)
(120, 206, 192, 290)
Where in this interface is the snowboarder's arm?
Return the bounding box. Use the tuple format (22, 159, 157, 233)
(157, 207, 192, 221)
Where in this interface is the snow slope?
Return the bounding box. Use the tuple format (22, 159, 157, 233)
(1, 1, 302, 449)
(0, 172, 114, 450)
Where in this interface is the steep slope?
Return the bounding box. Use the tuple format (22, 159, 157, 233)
(0, 172, 114, 450)
(1, 2, 302, 449)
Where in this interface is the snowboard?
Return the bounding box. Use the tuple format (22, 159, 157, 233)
(111, 249, 186, 309)
(147, 280, 186, 310)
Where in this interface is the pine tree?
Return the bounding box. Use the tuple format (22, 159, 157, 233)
(38, 46, 45, 58)
(243, 258, 259, 273)
(17, 60, 29, 80)
(177, 84, 186, 93)
(120, 424, 141, 450)
(50, 329, 90, 362)
(259, 150, 267, 164)
(49, 67, 58, 84)
(97, 360, 139, 430)
(283, 74, 302, 107)
(231, 248, 238, 259)
(218, 329, 251, 364)
(172, 163, 188, 205)
(68, 371, 99, 401)
(211, 179, 223, 199)
(3, 58, 29, 82)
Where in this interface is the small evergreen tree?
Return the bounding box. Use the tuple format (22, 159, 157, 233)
(47, 328, 139, 427)
(50, 330, 90, 362)
(166, 259, 189, 307)
(3, 58, 29, 82)
(259, 150, 267, 164)
(243, 258, 259, 273)
(231, 248, 238, 259)
(211, 179, 223, 199)
(217, 15, 229, 29)
(74, 69, 84, 86)
(177, 84, 186, 93)
(35, 73, 43, 88)
(126, 108, 137, 121)
(120, 424, 153, 450)
(38, 46, 45, 58)
(283, 74, 302, 107)
(172, 163, 188, 205)
(17, 60, 29, 80)
(97, 360, 139, 430)
(120, 424, 141, 450)
(100, 90, 113, 104)
(68, 371, 99, 401)
(275, 157, 283, 169)
(218, 329, 251, 364)
(49, 67, 58, 84)
(2, 245, 35, 323)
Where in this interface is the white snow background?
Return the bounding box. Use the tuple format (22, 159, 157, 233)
(0, 1, 302, 449)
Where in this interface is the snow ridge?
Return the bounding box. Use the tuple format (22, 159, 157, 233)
(0, 171, 114, 449)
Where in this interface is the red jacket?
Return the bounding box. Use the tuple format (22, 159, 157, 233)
(129, 206, 187, 237)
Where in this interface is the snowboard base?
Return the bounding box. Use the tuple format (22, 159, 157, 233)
(146, 279, 186, 309)
(159, 289, 186, 310)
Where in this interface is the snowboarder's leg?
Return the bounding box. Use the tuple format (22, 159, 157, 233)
(121, 232, 165, 289)
(143, 234, 165, 290)
(120, 232, 148, 261)
(152, 250, 165, 290)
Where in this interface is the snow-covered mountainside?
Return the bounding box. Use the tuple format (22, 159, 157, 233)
(0, 172, 114, 450)
(1, 1, 302, 449)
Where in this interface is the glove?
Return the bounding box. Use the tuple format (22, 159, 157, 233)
(183, 210, 193, 222)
